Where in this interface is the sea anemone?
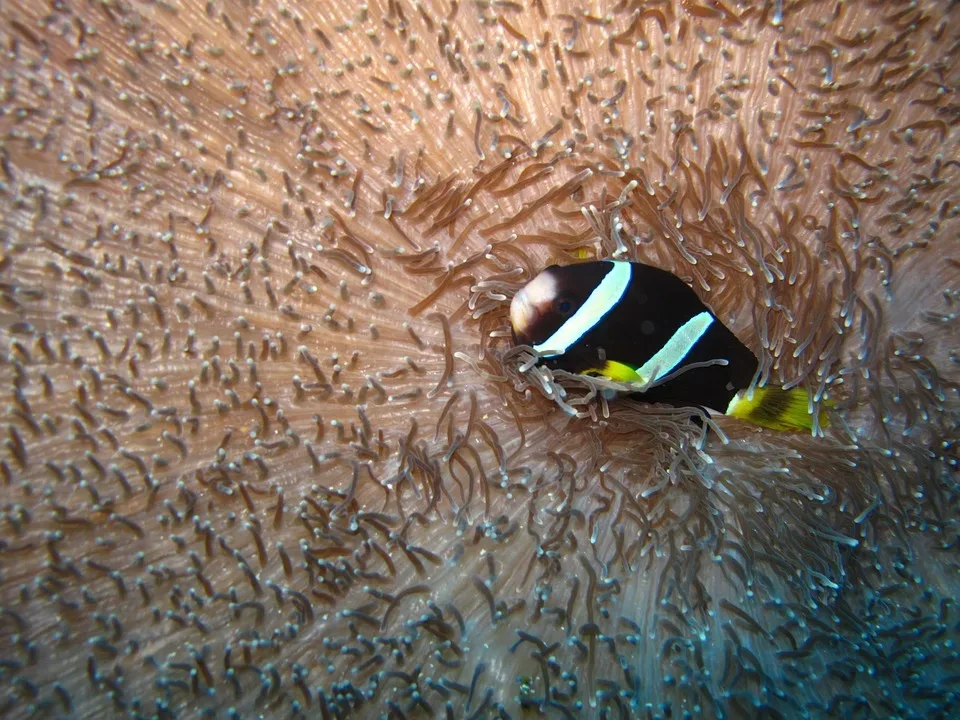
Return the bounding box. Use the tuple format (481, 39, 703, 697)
(1, 0, 958, 717)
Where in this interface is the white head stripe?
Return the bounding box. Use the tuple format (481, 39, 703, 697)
(533, 261, 632, 358)
(636, 311, 714, 383)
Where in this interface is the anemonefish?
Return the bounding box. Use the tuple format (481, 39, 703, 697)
(509, 260, 828, 433)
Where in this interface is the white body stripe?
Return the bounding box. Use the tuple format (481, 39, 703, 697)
(533, 261, 632, 357)
(636, 311, 714, 382)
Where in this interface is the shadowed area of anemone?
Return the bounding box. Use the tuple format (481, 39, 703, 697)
(0, 0, 957, 718)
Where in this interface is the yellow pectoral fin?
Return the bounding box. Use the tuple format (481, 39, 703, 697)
(582, 360, 645, 384)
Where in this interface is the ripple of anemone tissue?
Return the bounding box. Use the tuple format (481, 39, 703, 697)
(0, 0, 958, 718)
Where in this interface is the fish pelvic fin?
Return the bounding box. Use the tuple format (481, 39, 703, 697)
(726, 386, 831, 433)
(582, 360, 645, 384)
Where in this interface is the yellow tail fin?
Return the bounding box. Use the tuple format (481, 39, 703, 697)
(725, 386, 830, 433)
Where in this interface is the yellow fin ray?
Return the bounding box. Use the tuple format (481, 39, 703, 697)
(726, 386, 830, 433)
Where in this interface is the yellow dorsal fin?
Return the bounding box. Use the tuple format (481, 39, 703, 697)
(582, 360, 645, 384)
(726, 386, 831, 433)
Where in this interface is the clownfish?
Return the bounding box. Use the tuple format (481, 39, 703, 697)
(509, 260, 828, 433)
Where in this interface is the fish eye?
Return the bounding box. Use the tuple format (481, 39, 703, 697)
(556, 299, 572, 315)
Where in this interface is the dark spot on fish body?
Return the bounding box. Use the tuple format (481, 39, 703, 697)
(641, 320, 655, 335)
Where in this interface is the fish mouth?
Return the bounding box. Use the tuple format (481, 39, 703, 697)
(509, 288, 536, 345)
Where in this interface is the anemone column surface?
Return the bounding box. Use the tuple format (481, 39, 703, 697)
(0, 0, 958, 718)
